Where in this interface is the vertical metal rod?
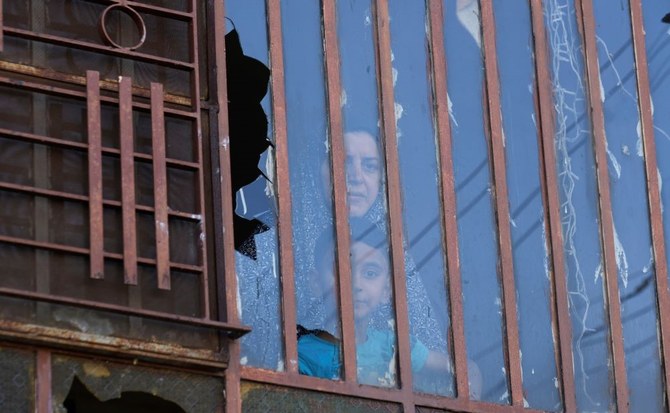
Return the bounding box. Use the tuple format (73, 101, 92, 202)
(87, 71, 104, 280)
(266, 0, 299, 375)
(426, 0, 470, 399)
(628, 0, 670, 407)
(577, 0, 629, 410)
(213, 0, 243, 410)
(190, 0, 210, 318)
(528, 0, 577, 410)
(0, 0, 4, 52)
(119, 76, 138, 285)
(479, 1, 523, 407)
(322, 0, 357, 383)
(151, 82, 170, 290)
(374, 0, 414, 406)
(36, 350, 51, 413)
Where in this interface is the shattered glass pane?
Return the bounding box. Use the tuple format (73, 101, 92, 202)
(388, 0, 454, 396)
(493, 0, 561, 410)
(543, 0, 614, 410)
(227, 0, 284, 371)
(443, 0, 506, 403)
(52, 354, 223, 413)
(0, 346, 35, 413)
(281, 0, 343, 380)
(593, 2, 665, 411)
(241, 381, 402, 413)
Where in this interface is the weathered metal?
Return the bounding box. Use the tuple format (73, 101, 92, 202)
(426, 0, 469, 400)
(119, 76, 139, 286)
(479, 1, 523, 407)
(150, 82, 170, 290)
(374, 0, 414, 407)
(322, 0, 357, 384)
(628, 0, 670, 408)
(578, 0, 630, 410)
(87, 71, 105, 281)
(529, 0, 578, 410)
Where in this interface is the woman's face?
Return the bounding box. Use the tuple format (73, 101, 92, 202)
(320, 131, 382, 217)
(344, 132, 381, 217)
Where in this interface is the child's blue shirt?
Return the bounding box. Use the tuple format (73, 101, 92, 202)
(298, 329, 430, 386)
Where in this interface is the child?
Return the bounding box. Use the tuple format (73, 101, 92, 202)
(298, 219, 471, 390)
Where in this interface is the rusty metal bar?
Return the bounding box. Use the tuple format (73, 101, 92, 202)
(36, 350, 51, 413)
(0, 234, 202, 273)
(151, 83, 171, 290)
(0, 75, 197, 118)
(266, 0, 299, 375)
(528, 2, 578, 409)
(0, 181, 199, 222)
(5, 27, 194, 69)
(0, 0, 3, 53)
(87, 71, 105, 280)
(0, 286, 250, 338)
(479, 1, 523, 407)
(241, 367, 547, 413)
(83, 0, 193, 20)
(629, 0, 670, 408)
(0, 127, 199, 172)
(322, 0, 357, 383)
(189, 0, 210, 328)
(577, 0, 629, 410)
(373, 0, 413, 405)
(426, 0, 469, 399)
(119, 76, 138, 285)
(211, 0, 243, 411)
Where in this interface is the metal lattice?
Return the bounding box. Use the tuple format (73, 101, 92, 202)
(0, 346, 35, 413)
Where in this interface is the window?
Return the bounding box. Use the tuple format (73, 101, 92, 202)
(228, 1, 670, 412)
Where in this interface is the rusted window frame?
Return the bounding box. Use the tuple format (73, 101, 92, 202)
(224, 0, 670, 412)
(0, 0, 249, 344)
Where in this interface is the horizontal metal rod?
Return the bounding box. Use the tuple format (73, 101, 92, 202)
(5, 28, 195, 70)
(0, 127, 200, 171)
(0, 74, 198, 117)
(0, 234, 202, 274)
(0, 287, 250, 338)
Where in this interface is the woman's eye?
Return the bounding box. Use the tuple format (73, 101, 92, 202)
(364, 269, 379, 279)
(362, 161, 379, 174)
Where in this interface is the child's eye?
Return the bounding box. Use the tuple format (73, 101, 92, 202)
(364, 269, 380, 279)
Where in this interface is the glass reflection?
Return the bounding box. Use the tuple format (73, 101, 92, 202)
(543, 0, 614, 410)
(444, 0, 506, 403)
(227, 1, 283, 371)
(593, 2, 664, 412)
(388, 0, 454, 396)
(493, 1, 561, 410)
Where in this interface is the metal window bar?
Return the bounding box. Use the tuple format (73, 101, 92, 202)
(322, 0, 357, 384)
(151, 82, 171, 290)
(119, 76, 139, 285)
(188, 0, 210, 319)
(266, 0, 299, 376)
(0, 75, 198, 118)
(0, 0, 4, 52)
(577, 0, 630, 410)
(211, 0, 244, 410)
(87, 71, 105, 280)
(374, 0, 414, 407)
(479, 1, 524, 407)
(528, 0, 578, 410)
(426, 0, 470, 401)
(628, 0, 670, 408)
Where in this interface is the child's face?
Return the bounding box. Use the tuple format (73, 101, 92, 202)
(351, 240, 390, 322)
